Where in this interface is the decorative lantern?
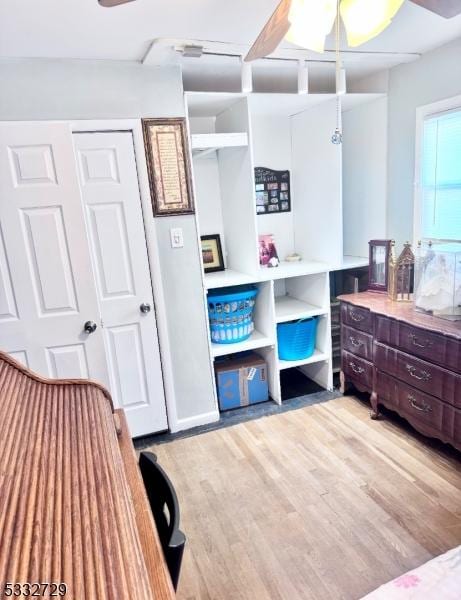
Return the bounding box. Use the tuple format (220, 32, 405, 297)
(388, 241, 415, 302)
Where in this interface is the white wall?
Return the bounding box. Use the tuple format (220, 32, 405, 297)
(251, 115, 295, 262)
(0, 58, 184, 120)
(192, 156, 227, 263)
(291, 100, 343, 266)
(387, 37, 461, 246)
(342, 97, 388, 257)
(0, 58, 217, 429)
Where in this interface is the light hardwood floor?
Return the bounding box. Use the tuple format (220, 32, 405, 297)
(150, 397, 461, 600)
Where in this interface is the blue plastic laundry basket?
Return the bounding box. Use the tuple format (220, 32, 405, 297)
(207, 286, 258, 344)
(277, 317, 318, 361)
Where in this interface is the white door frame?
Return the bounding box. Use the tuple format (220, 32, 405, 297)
(71, 119, 178, 432)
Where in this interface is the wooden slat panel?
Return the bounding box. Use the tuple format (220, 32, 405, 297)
(116, 409, 176, 599)
(0, 351, 173, 600)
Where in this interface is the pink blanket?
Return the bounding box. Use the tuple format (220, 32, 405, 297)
(362, 546, 461, 599)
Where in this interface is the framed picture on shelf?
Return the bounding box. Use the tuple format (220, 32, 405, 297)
(254, 167, 291, 215)
(201, 235, 225, 273)
(259, 234, 279, 268)
(368, 239, 392, 292)
(142, 117, 195, 217)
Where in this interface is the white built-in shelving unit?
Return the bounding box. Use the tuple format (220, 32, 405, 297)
(191, 132, 248, 159)
(185, 91, 387, 416)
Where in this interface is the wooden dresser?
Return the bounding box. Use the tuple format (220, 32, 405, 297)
(339, 292, 461, 452)
(0, 352, 175, 600)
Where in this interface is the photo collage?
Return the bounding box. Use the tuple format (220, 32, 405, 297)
(254, 167, 291, 215)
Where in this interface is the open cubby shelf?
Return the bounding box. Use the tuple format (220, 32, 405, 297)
(186, 91, 387, 417)
(278, 349, 329, 371)
(204, 269, 257, 289)
(211, 330, 274, 358)
(274, 296, 327, 323)
(203, 260, 332, 289)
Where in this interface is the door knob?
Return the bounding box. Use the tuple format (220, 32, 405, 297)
(84, 321, 97, 334)
(140, 302, 151, 314)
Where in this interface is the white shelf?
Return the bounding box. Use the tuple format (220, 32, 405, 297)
(275, 296, 327, 323)
(204, 261, 330, 289)
(332, 255, 369, 271)
(278, 349, 329, 370)
(186, 92, 385, 119)
(259, 260, 329, 281)
(249, 93, 335, 117)
(204, 269, 256, 290)
(186, 92, 246, 118)
(211, 330, 274, 358)
(191, 132, 248, 158)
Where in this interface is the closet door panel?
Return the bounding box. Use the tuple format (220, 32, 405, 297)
(0, 121, 109, 385)
(74, 131, 167, 437)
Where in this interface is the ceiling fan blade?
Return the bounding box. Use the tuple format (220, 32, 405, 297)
(410, 0, 461, 18)
(98, 0, 136, 6)
(245, 0, 292, 62)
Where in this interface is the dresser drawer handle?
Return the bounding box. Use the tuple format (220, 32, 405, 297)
(349, 336, 363, 348)
(349, 361, 365, 375)
(406, 364, 432, 382)
(350, 311, 365, 323)
(408, 394, 432, 413)
(408, 333, 433, 349)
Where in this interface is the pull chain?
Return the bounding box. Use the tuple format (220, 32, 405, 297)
(331, 0, 343, 145)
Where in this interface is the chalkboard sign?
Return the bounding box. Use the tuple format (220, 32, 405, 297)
(254, 167, 291, 215)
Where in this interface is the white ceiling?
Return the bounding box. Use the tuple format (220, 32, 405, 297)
(1, 0, 461, 90)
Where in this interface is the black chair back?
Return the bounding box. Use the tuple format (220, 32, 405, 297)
(139, 451, 186, 591)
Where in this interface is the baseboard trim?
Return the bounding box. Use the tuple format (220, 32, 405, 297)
(134, 391, 340, 449)
(170, 410, 220, 433)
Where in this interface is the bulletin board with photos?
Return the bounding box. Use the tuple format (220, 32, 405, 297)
(254, 167, 291, 215)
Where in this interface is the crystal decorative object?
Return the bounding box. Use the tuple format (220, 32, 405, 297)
(414, 241, 461, 320)
(331, 128, 343, 145)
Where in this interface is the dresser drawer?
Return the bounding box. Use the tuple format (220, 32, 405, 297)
(375, 315, 461, 374)
(341, 302, 373, 333)
(375, 370, 445, 431)
(341, 325, 373, 361)
(374, 343, 461, 408)
(342, 350, 373, 390)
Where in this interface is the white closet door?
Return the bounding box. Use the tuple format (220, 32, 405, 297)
(74, 131, 167, 437)
(0, 121, 109, 384)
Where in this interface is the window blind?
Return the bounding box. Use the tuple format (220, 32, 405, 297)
(421, 110, 461, 241)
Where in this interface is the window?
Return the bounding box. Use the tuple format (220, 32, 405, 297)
(419, 109, 461, 242)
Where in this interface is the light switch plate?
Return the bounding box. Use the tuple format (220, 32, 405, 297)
(170, 227, 184, 248)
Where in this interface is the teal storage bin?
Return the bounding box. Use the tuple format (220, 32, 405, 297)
(207, 286, 258, 344)
(277, 317, 318, 361)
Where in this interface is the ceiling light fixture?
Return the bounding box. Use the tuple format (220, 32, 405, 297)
(286, 0, 337, 53)
(285, 0, 405, 53)
(340, 0, 405, 47)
